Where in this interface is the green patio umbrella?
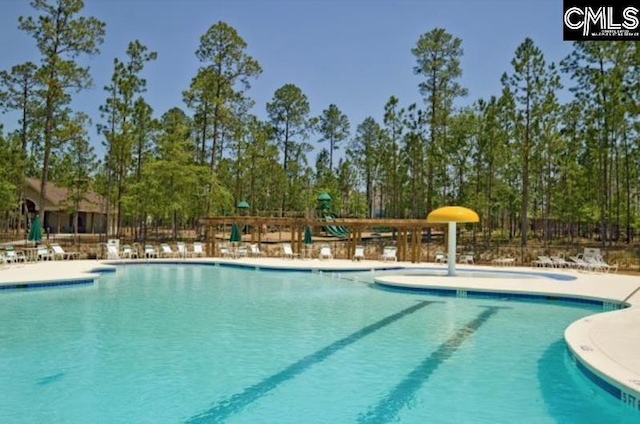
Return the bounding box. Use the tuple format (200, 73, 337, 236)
(230, 222, 242, 243)
(28, 215, 42, 244)
(304, 226, 313, 245)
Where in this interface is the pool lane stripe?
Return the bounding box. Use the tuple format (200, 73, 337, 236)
(357, 306, 503, 424)
(186, 300, 437, 424)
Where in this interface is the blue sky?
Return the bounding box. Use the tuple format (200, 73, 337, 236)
(0, 0, 571, 157)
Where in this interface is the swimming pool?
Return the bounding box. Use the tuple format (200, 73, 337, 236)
(0, 264, 636, 423)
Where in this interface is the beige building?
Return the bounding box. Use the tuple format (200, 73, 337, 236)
(24, 178, 114, 234)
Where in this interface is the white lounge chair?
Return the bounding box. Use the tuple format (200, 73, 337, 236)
(160, 243, 178, 258)
(319, 244, 333, 260)
(122, 244, 138, 259)
(381, 246, 397, 262)
(103, 243, 120, 260)
(192, 242, 204, 257)
(583, 251, 618, 273)
(460, 253, 474, 264)
(219, 245, 232, 258)
(583, 255, 617, 273)
(282, 243, 298, 259)
(236, 245, 248, 258)
(569, 254, 606, 272)
(51, 243, 79, 260)
(144, 245, 158, 258)
(532, 256, 555, 268)
(550, 256, 573, 268)
(492, 257, 515, 267)
(37, 245, 54, 261)
(434, 251, 446, 264)
(353, 245, 365, 261)
(250, 244, 264, 257)
(176, 242, 187, 258)
(4, 246, 26, 263)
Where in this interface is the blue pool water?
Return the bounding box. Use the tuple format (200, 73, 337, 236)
(0, 264, 636, 423)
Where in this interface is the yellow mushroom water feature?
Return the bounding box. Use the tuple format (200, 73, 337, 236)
(426, 206, 479, 276)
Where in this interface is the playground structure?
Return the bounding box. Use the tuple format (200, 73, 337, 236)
(316, 191, 350, 238)
(200, 215, 444, 263)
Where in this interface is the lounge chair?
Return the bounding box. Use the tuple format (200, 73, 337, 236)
(102, 243, 120, 260)
(282, 243, 298, 259)
(319, 244, 333, 260)
(250, 244, 264, 257)
(583, 255, 617, 273)
(460, 253, 474, 264)
(144, 245, 158, 258)
(122, 244, 138, 259)
(434, 252, 446, 264)
(160, 243, 178, 258)
(381, 246, 397, 262)
(353, 245, 365, 261)
(37, 245, 54, 261)
(550, 256, 573, 268)
(219, 245, 232, 258)
(569, 254, 605, 272)
(4, 246, 26, 263)
(492, 257, 515, 267)
(50, 243, 79, 260)
(531, 256, 555, 268)
(236, 245, 248, 258)
(583, 252, 618, 273)
(192, 242, 204, 257)
(176, 242, 187, 258)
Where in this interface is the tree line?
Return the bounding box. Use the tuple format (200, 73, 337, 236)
(0, 0, 638, 247)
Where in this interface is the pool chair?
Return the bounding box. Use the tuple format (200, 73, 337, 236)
(584, 255, 617, 273)
(176, 242, 187, 258)
(192, 242, 204, 257)
(460, 253, 474, 264)
(319, 244, 333, 260)
(160, 243, 178, 258)
(492, 257, 515, 267)
(101, 243, 120, 260)
(353, 245, 365, 261)
(434, 251, 446, 264)
(250, 244, 264, 257)
(236, 245, 249, 258)
(531, 256, 554, 268)
(4, 246, 26, 263)
(50, 243, 79, 260)
(282, 243, 299, 259)
(122, 244, 138, 259)
(144, 245, 158, 259)
(550, 256, 573, 268)
(218, 245, 231, 258)
(37, 245, 54, 261)
(381, 246, 397, 262)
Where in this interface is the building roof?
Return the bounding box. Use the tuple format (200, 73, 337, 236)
(25, 178, 107, 214)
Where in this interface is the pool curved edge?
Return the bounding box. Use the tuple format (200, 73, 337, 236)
(374, 273, 640, 413)
(565, 307, 640, 408)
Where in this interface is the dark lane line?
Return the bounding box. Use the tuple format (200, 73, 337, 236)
(186, 300, 438, 424)
(358, 306, 504, 424)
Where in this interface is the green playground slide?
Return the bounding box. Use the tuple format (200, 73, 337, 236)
(324, 215, 349, 237)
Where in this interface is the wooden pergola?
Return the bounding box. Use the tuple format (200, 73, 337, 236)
(200, 216, 441, 263)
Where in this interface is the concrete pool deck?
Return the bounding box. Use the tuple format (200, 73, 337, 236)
(1, 257, 639, 409)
